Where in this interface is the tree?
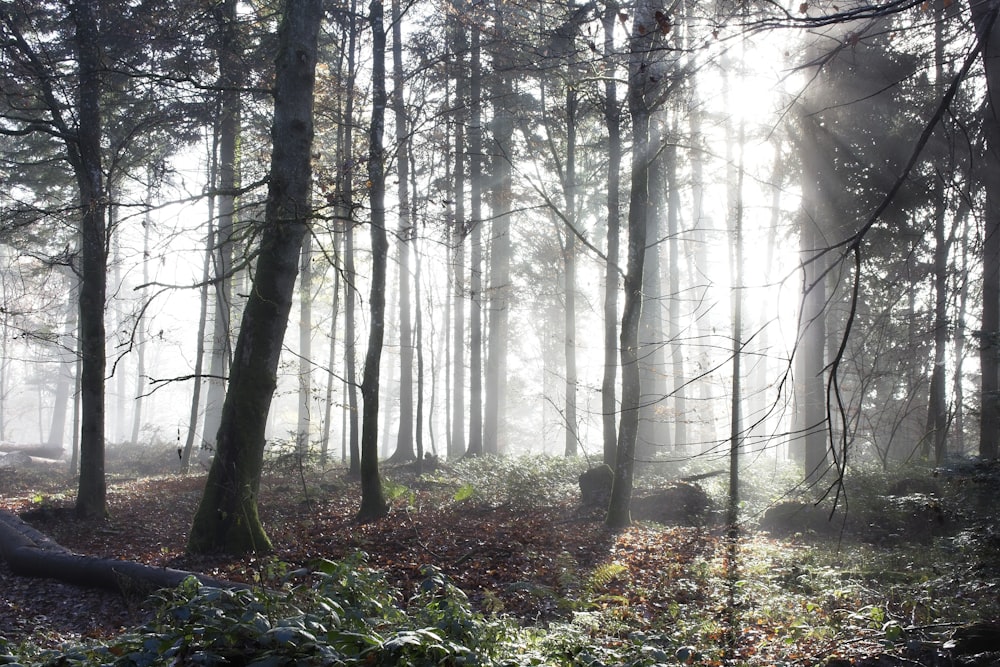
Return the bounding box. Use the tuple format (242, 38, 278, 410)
(181, 193, 216, 473)
(972, 0, 1000, 461)
(202, 0, 243, 455)
(69, 0, 106, 519)
(0, 0, 110, 517)
(358, 0, 390, 521)
(296, 229, 314, 455)
(601, 1, 622, 466)
(467, 22, 485, 458)
(188, 0, 323, 554)
(924, 4, 953, 464)
(543, 7, 585, 458)
(330, 0, 363, 476)
(792, 114, 832, 484)
(607, 0, 669, 529)
(449, 9, 468, 461)
(389, 0, 416, 464)
(728, 113, 747, 533)
(483, 0, 516, 456)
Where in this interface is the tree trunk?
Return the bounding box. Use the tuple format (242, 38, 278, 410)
(666, 118, 685, 451)
(112, 218, 127, 444)
(188, 0, 322, 554)
(47, 290, 78, 454)
(411, 157, 427, 464)
(601, 3, 621, 467)
(344, 223, 361, 475)
(728, 118, 746, 533)
(379, 260, 398, 459)
(925, 186, 949, 464)
(72, 0, 108, 521)
(129, 192, 153, 446)
(688, 95, 717, 452)
(483, 8, 513, 456)
(358, 0, 389, 521)
(563, 83, 579, 458)
(297, 230, 313, 456)
(467, 24, 485, 457)
(953, 204, 972, 456)
(797, 124, 830, 483)
(637, 114, 668, 461)
(971, 0, 1000, 461)
(321, 228, 342, 466)
(202, 0, 242, 453)
(339, 0, 361, 476)
(390, 0, 415, 463)
(450, 13, 468, 461)
(181, 178, 216, 473)
(607, 1, 666, 529)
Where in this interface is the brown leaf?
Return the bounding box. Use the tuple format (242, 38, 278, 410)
(655, 10, 672, 34)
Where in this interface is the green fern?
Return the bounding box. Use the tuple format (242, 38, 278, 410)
(587, 562, 628, 593)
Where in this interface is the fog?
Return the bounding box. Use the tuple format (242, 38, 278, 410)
(0, 0, 984, 473)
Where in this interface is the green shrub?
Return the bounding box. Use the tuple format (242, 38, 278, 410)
(450, 455, 587, 507)
(2, 555, 514, 667)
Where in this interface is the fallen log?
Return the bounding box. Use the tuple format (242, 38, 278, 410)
(0, 443, 64, 459)
(0, 510, 247, 594)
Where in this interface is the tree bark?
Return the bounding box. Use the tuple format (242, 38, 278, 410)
(666, 118, 685, 451)
(601, 2, 621, 467)
(321, 228, 342, 466)
(970, 0, 1000, 460)
(925, 5, 953, 465)
(71, 0, 108, 520)
(796, 122, 830, 484)
(182, 208, 214, 473)
(637, 131, 667, 460)
(129, 192, 152, 446)
(483, 5, 513, 456)
(297, 230, 313, 455)
(202, 0, 242, 453)
(728, 117, 746, 532)
(563, 83, 579, 458)
(390, 0, 416, 464)
(47, 292, 78, 454)
(607, 0, 666, 529)
(467, 23, 485, 457)
(450, 12, 468, 461)
(339, 0, 361, 475)
(344, 222, 361, 475)
(358, 0, 389, 521)
(925, 184, 949, 463)
(188, 0, 322, 554)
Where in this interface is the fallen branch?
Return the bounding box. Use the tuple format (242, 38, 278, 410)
(0, 510, 247, 594)
(0, 443, 64, 459)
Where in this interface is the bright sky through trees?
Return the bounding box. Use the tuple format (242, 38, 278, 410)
(0, 0, 985, 472)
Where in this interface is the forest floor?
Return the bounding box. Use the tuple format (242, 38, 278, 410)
(0, 451, 998, 666)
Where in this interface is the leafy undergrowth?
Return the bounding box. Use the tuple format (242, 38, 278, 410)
(0, 452, 998, 666)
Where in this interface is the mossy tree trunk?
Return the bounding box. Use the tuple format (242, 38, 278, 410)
(188, 0, 322, 554)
